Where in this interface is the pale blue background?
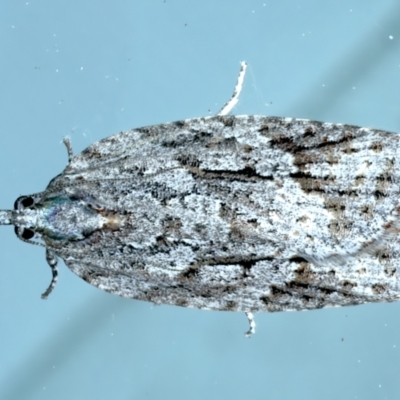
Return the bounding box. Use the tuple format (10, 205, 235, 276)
(1, 1, 400, 399)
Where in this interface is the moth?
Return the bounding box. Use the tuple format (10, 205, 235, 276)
(2, 62, 400, 335)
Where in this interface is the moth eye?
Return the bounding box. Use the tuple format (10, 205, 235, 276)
(14, 227, 35, 240)
(14, 196, 35, 210)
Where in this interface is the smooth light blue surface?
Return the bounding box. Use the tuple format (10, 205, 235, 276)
(1, 1, 400, 399)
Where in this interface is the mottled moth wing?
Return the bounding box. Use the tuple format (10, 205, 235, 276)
(45, 115, 400, 312)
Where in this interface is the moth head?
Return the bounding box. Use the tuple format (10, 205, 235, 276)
(2, 194, 113, 243)
(13, 195, 37, 240)
(14, 195, 35, 210)
(0, 194, 41, 242)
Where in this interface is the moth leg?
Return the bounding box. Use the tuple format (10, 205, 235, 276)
(217, 61, 247, 116)
(41, 248, 59, 299)
(63, 137, 73, 163)
(244, 311, 256, 337)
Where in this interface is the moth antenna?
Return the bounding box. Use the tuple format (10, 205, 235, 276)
(217, 61, 247, 116)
